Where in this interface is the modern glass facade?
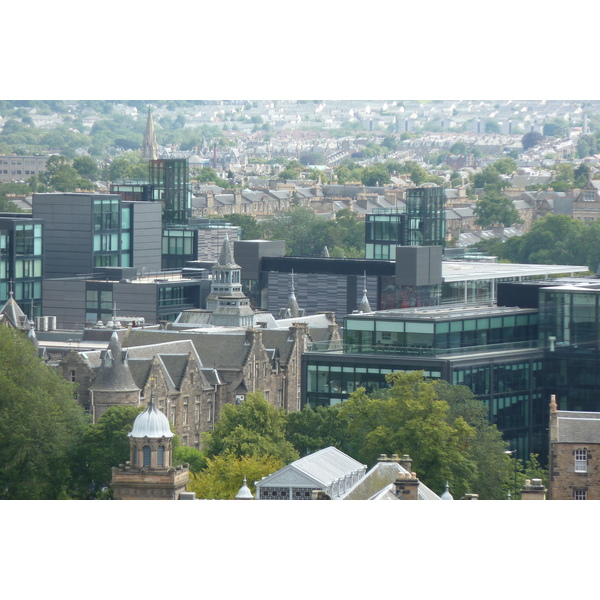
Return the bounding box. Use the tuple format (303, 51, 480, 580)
(405, 186, 445, 248)
(92, 196, 121, 268)
(0, 217, 43, 318)
(162, 228, 197, 270)
(303, 305, 545, 460)
(365, 211, 407, 260)
(343, 307, 538, 356)
(149, 159, 191, 226)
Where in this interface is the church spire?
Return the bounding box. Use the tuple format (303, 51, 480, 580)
(142, 108, 158, 160)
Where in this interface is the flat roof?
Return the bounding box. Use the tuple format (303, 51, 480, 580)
(346, 304, 537, 322)
(441, 261, 590, 282)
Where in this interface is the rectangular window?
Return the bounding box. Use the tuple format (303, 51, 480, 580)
(574, 489, 587, 500)
(575, 449, 588, 473)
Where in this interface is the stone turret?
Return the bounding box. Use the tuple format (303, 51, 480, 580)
(89, 331, 140, 422)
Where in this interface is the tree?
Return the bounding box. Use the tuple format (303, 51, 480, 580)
(286, 405, 350, 457)
(187, 452, 283, 499)
(474, 188, 521, 228)
(337, 372, 477, 497)
(69, 405, 143, 498)
(497, 214, 595, 267)
(0, 327, 87, 499)
(450, 142, 467, 155)
(203, 392, 299, 464)
(262, 206, 328, 256)
(361, 164, 391, 186)
(522, 131, 543, 150)
(433, 381, 513, 499)
(577, 135, 597, 159)
(107, 152, 148, 181)
(173, 445, 207, 474)
(409, 164, 428, 186)
(49, 164, 96, 192)
(473, 165, 506, 190)
(225, 214, 263, 240)
(574, 164, 591, 188)
(493, 157, 517, 175)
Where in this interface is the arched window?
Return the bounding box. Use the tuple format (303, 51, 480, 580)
(157, 445, 165, 467)
(143, 445, 151, 466)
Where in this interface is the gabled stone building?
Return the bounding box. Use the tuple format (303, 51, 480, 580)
(60, 320, 312, 450)
(549, 395, 600, 500)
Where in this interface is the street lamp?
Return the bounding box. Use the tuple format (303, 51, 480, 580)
(505, 449, 517, 499)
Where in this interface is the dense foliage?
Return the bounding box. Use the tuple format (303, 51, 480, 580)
(0, 327, 87, 499)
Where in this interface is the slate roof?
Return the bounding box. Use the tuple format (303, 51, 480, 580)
(89, 332, 139, 392)
(0, 293, 29, 330)
(341, 460, 441, 501)
(556, 411, 600, 443)
(124, 329, 251, 370)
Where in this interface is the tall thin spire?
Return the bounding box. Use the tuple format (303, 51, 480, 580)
(143, 108, 158, 160)
(285, 269, 301, 318)
(358, 271, 372, 313)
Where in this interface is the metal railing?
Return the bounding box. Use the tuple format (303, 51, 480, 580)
(307, 339, 539, 357)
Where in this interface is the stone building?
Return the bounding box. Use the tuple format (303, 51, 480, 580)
(573, 179, 600, 223)
(111, 393, 190, 500)
(549, 395, 600, 500)
(60, 320, 313, 451)
(88, 331, 141, 422)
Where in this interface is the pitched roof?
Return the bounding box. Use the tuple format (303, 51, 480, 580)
(556, 410, 600, 443)
(256, 447, 367, 499)
(341, 460, 441, 500)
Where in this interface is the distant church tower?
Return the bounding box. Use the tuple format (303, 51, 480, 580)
(205, 234, 255, 327)
(142, 109, 158, 160)
(111, 389, 190, 500)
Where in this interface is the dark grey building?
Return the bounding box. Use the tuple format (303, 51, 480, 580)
(43, 267, 209, 328)
(32, 193, 162, 278)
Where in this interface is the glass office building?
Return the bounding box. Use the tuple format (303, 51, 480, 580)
(149, 159, 191, 226)
(0, 216, 44, 318)
(303, 304, 544, 460)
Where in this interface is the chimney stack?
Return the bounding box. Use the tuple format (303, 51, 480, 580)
(521, 478, 547, 500)
(394, 471, 420, 500)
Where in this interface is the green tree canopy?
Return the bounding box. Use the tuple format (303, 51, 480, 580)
(286, 404, 350, 457)
(203, 392, 299, 464)
(450, 142, 468, 155)
(492, 157, 517, 175)
(225, 214, 263, 240)
(0, 327, 87, 499)
(261, 206, 329, 256)
(69, 405, 143, 499)
(474, 188, 522, 228)
(72, 156, 99, 180)
(497, 214, 600, 270)
(522, 131, 543, 150)
(188, 452, 283, 499)
(337, 371, 477, 497)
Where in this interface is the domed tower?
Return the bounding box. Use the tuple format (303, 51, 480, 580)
(111, 390, 190, 500)
(89, 331, 140, 422)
